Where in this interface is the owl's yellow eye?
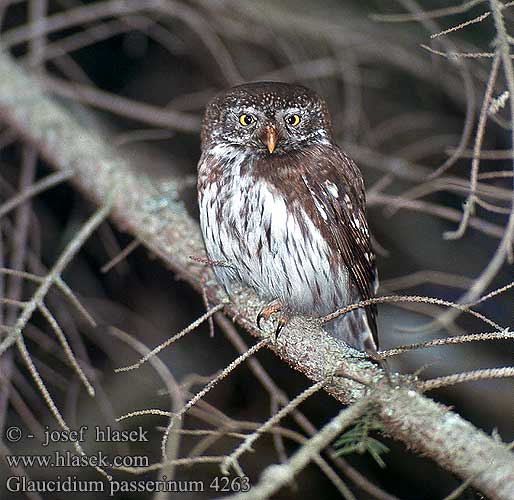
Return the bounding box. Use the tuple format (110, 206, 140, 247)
(286, 114, 301, 127)
(239, 114, 254, 126)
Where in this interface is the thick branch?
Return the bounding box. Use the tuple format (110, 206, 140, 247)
(0, 50, 513, 499)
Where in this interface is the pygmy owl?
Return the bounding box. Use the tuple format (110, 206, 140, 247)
(197, 82, 378, 351)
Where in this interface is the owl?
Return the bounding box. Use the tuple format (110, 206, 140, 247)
(197, 82, 378, 352)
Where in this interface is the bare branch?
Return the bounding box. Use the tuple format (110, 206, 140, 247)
(370, 0, 486, 23)
(0, 169, 73, 219)
(159, 339, 267, 460)
(114, 303, 225, 372)
(445, 53, 500, 239)
(37, 302, 94, 396)
(420, 367, 514, 391)
(42, 75, 200, 133)
(108, 326, 184, 485)
(430, 11, 492, 39)
(221, 379, 327, 475)
(380, 330, 514, 358)
(321, 294, 504, 331)
(0, 197, 112, 354)
(217, 397, 370, 500)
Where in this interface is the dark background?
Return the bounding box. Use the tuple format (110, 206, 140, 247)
(1, 1, 513, 499)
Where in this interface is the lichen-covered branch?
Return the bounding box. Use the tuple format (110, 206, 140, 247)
(0, 49, 513, 499)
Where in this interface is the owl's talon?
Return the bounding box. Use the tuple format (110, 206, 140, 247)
(257, 312, 265, 330)
(274, 316, 290, 340)
(257, 299, 284, 331)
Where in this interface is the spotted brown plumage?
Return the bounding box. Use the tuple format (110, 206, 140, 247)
(197, 82, 378, 351)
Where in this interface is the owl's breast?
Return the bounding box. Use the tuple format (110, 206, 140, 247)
(199, 165, 349, 314)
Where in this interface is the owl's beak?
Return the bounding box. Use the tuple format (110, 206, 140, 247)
(264, 125, 277, 154)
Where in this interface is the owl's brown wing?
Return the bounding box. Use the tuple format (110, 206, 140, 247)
(305, 145, 378, 346)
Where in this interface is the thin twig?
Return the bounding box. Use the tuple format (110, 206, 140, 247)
(380, 330, 514, 358)
(419, 367, 514, 391)
(217, 398, 370, 500)
(421, 44, 499, 59)
(321, 294, 504, 331)
(16, 334, 111, 479)
(114, 303, 225, 372)
(370, 0, 485, 23)
(0, 170, 73, 220)
(42, 75, 200, 133)
(38, 302, 94, 396)
(221, 379, 327, 475)
(100, 239, 140, 273)
(108, 326, 184, 489)
(215, 314, 399, 500)
(430, 11, 491, 39)
(0, 198, 112, 354)
(113, 455, 225, 474)
(445, 53, 500, 239)
(160, 339, 267, 460)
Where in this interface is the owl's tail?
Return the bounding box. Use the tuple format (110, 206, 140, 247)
(324, 309, 377, 353)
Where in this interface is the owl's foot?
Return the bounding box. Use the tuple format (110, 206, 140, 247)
(257, 299, 290, 339)
(257, 299, 283, 329)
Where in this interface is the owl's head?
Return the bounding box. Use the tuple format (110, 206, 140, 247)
(201, 82, 334, 155)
